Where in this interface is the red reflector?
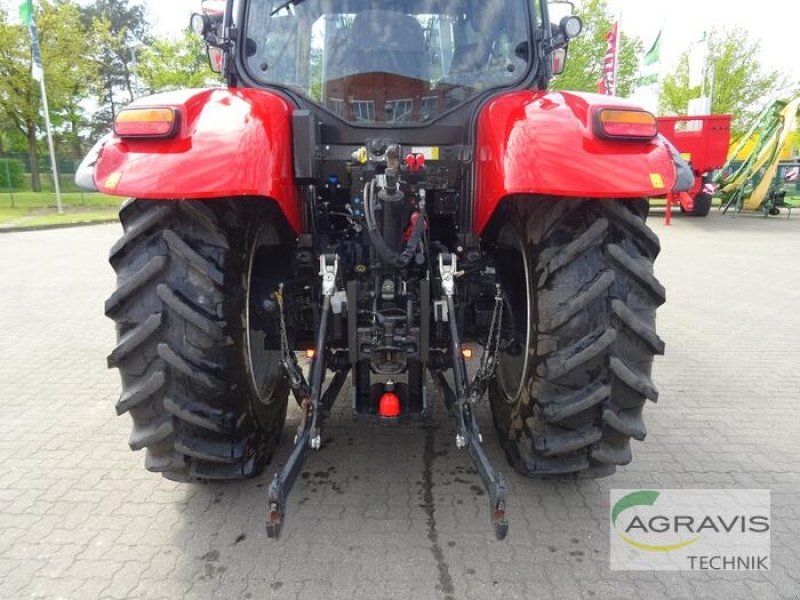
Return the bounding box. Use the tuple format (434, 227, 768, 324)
(113, 108, 178, 138)
(378, 392, 401, 418)
(596, 109, 658, 139)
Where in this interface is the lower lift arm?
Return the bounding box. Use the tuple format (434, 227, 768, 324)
(437, 253, 509, 540)
(266, 255, 340, 539)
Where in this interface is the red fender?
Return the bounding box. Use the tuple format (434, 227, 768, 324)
(474, 90, 677, 233)
(94, 88, 302, 233)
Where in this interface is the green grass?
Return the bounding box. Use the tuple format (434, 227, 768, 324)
(0, 191, 121, 210)
(0, 191, 122, 229)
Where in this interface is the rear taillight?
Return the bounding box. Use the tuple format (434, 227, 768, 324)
(113, 107, 179, 139)
(595, 109, 658, 140)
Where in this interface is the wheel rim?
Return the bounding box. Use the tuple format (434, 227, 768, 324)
(494, 225, 532, 404)
(245, 224, 283, 404)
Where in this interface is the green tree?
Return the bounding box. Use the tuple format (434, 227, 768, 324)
(659, 27, 783, 134)
(551, 0, 642, 98)
(0, 1, 98, 191)
(138, 29, 216, 93)
(0, 126, 26, 155)
(81, 0, 151, 135)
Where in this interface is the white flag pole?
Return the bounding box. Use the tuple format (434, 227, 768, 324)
(38, 74, 62, 215)
(28, 18, 62, 214)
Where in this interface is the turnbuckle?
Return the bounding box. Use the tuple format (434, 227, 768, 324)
(468, 283, 504, 405)
(438, 254, 509, 540)
(266, 254, 339, 539)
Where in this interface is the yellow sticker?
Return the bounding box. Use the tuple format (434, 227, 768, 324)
(411, 146, 440, 160)
(105, 172, 121, 188)
(680, 152, 692, 162)
(650, 173, 664, 189)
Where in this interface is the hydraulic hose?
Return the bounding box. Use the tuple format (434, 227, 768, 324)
(364, 178, 426, 269)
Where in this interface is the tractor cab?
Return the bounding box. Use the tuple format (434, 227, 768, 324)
(196, 0, 582, 130)
(243, 0, 531, 126)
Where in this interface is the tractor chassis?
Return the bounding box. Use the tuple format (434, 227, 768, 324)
(265, 253, 509, 540)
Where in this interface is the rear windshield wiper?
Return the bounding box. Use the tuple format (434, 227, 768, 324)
(270, 0, 306, 16)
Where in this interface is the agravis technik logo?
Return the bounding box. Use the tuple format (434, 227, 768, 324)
(612, 490, 701, 552)
(610, 489, 770, 571)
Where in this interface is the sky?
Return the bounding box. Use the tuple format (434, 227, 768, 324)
(614, 0, 800, 90)
(145, 0, 800, 97)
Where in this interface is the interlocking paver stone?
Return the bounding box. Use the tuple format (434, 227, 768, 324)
(1, 211, 798, 599)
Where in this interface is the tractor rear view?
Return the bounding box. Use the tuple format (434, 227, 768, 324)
(79, 0, 682, 539)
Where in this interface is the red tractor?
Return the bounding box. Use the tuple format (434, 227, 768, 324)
(79, 0, 681, 539)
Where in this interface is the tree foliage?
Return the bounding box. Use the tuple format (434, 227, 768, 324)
(80, 0, 151, 135)
(659, 27, 783, 134)
(550, 0, 642, 98)
(0, 0, 97, 190)
(138, 28, 216, 93)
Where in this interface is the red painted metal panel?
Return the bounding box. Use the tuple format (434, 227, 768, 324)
(656, 114, 732, 174)
(94, 88, 302, 233)
(474, 90, 677, 233)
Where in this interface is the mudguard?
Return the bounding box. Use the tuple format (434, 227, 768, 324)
(93, 88, 302, 233)
(474, 90, 677, 233)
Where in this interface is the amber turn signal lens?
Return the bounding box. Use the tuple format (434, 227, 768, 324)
(596, 109, 658, 139)
(113, 108, 178, 138)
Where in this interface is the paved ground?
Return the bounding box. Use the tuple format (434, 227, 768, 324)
(1, 209, 799, 600)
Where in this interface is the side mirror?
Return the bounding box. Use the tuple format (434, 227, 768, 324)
(552, 47, 567, 75)
(548, 9, 581, 75)
(192, 1, 227, 74)
(208, 47, 224, 73)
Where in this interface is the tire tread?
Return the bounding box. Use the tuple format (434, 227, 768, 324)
(106, 199, 288, 481)
(490, 199, 664, 478)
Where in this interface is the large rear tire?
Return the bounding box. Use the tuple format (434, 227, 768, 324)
(488, 198, 665, 478)
(106, 199, 291, 481)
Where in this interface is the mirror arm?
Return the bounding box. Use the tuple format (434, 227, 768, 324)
(549, 30, 568, 50)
